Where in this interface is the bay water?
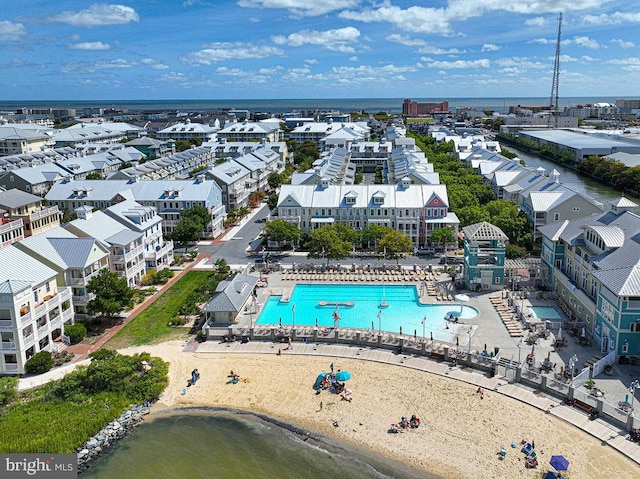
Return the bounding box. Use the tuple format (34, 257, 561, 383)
(81, 409, 439, 479)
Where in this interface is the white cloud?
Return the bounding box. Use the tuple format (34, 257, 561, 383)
(563, 36, 601, 49)
(151, 64, 170, 70)
(612, 38, 635, 49)
(525, 17, 546, 27)
(330, 64, 417, 82)
(495, 57, 548, 70)
(272, 27, 360, 53)
(50, 4, 140, 27)
(339, 1, 603, 36)
(607, 57, 640, 71)
(68, 41, 110, 50)
(481, 43, 500, 52)
(530, 38, 551, 45)
(0, 21, 27, 41)
(184, 42, 284, 65)
(583, 11, 640, 25)
(417, 45, 462, 55)
(237, 0, 359, 17)
(349, 56, 358, 61)
(422, 58, 490, 69)
(386, 34, 426, 46)
(304, 59, 317, 65)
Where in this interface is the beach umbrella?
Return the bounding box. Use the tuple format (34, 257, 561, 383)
(454, 293, 470, 312)
(315, 317, 319, 328)
(335, 371, 351, 381)
(399, 326, 403, 335)
(549, 455, 570, 471)
(557, 326, 563, 341)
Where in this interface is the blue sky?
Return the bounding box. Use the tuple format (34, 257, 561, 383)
(1, 1, 639, 100)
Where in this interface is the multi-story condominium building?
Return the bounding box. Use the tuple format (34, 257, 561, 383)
(289, 120, 370, 145)
(205, 161, 252, 211)
(206, 140, 289, 166)
(102, 200, 173, 271)
(156, 119, 218, 142)
(0, 126, 55, 156)
(0, 246, 75, 374)
(14, 227, 110, 319)
(538, 198, 640, 358)
(65, 206, 147, 287)
(0, 216, 24, 249)
(276, 179, 459, 248)
(0, 189, 60, 237)
(0, 162, 71, 196)
(45, 177, 226, 239)
(216, 120, 282, 142)
(402, 99, 449, 116)
(52, 123, 128, 148)
(125, 137, 175, 158)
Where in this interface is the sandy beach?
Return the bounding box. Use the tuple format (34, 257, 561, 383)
(122, 341, 638, 479)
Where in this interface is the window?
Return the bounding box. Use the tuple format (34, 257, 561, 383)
(554, 213, 560, 221)
(586, 315, 591, 324)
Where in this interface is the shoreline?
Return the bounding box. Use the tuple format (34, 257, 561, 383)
(121, 341, 639, 479)
(144, 406, 438, 479)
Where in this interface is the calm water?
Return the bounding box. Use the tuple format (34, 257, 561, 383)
(81, 410, 438, 479)
(255, 284, 477, 333)
(529, 306, 562, 320)
(0, 97, 631, 115)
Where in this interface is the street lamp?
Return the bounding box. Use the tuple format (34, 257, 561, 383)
(378, 309, 382, 335)
(467, 327, 473, 354)
(517, 338, 523, 364)
(629, 380, 640, 412)
(421, 315, 426, 343)
(291, 303, 296, 329)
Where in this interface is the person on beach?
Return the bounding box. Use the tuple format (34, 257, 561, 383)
(319, 401, 323, 411)
(277, 348, 281, 356)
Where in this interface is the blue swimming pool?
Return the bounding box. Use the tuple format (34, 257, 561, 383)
(529, 306, 562, 320)
(255, 284, 478, 333)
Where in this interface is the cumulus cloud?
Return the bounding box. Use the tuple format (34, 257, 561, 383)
(612, 38, 635, 49)
(50, 4, 140, 27)
(583, 11, 640, 25)
(0, 21, 27, 41)
(525, 17, 546, 27)
(421, 58, 490, 69)
(481, 43, 500, 51)
(184, 42, 284, 65)
(340, 1, 602, 36)
(386, 34, 426, 46)
(607, 57, 640, 71)
(272, 27, 360, 52)
(237, 0, 359, 17)
(495, 57, 547, 70)
(68, 41, 110, 50)
(563, 36, 601, 49)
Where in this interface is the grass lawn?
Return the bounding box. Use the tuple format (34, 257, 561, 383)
(105, 271, 214, 349)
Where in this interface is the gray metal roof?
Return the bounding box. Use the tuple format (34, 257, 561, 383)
(47, 237, 101, 268)
(462, 221, 508, 242)
(0, 246, 57, 287)
(203, 273, 258, 313)
(0, 188, 43, 209)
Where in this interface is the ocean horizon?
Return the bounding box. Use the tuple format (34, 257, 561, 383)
(0, 96, 632, 115)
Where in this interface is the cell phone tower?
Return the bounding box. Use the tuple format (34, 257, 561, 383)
(549, 12, 563, 129)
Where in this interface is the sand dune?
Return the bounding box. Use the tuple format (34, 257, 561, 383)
(123, 341, 638, 479)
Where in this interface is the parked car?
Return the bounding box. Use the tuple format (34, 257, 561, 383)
(415, 247, 436, 256)
(439, 255, 463, 264)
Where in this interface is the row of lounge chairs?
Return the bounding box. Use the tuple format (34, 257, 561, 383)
(281, 270, 439, 282)
(490, 294, 524, 338)
(556, 297, 572, 319)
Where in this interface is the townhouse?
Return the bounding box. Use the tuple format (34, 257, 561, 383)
(45, 177, 226, 239)
(156, 119, 218, 142)
(277, 179, 459, 248)
(0, 126, 55, 156)
(0, 189, 60, 237)
(216, 120, 282, 142)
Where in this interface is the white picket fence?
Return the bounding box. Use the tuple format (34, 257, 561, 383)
(591, 349, 616, 377)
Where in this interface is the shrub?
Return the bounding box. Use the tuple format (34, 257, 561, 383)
(168, 316, 189, 326)
(0, 376, 18, 405)
(25, 351, 54, 374)
(141, 269, 157, 286)
(65, 324, 87, 344)
(155, 268, 174, 284)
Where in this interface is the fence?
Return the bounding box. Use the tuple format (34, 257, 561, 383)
(592, 349, 616, 377)
(572, 366, 591, 388)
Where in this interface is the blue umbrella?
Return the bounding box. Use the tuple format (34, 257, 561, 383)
(335, 371, 351, 381)
(549, 455, 569, 471)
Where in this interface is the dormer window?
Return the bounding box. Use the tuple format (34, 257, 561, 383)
(374, 196, 384, 204)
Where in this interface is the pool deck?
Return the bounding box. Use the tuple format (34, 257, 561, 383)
(198, 269, 640, 466)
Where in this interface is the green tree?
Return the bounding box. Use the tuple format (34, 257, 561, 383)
(377, 230, 413, 264)
(430, 227, 456, 256)
(360, 224, 392, 249)
(267, 172, 283, 190)
(25, 351, 53, 374)
(267, 193, 279, 210)
(170, 205, 210, 250)
(263, 219, 301, 250)
(306, 226, 352, 264)
(87, 269, 135, 320)
(64, 323, 87, 344)
(175, 140, 191, 152)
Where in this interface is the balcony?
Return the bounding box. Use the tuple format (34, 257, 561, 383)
(28, 205, 59, 222)
(0, 319, 12, 329)
(1, 340, 16, 350)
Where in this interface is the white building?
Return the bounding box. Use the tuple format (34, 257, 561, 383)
(0, 246, 74, 374)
